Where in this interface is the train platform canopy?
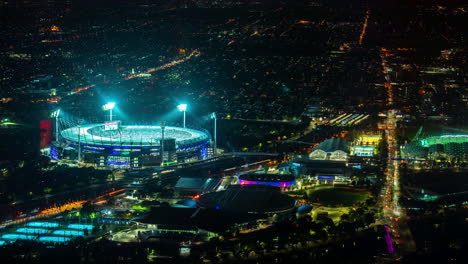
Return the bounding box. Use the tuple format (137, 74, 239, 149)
(175, 177, 222, 193)
(279, 159, 350, 177)
(133, 207, 198, 229)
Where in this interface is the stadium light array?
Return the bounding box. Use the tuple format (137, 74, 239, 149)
(177, 104, 187, 112)
(177, 104, 188, 128)
(211, 112, 217, 155)
(52, 109, 61, 142)
(102, 102, 116, 121)
(102, 102, 116, 111)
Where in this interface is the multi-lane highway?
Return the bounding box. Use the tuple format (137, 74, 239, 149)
(378, 49, 416, 258)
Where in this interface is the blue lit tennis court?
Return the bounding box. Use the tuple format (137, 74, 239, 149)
(26, 222, 59, 228)
(0, 218, 110, 245)
(67, 224, 94, 230)
(16, 228, 49, 234)
(2, 234, 35, 240)
(52, 230, 84, 236)
(38, 236, 71, 243)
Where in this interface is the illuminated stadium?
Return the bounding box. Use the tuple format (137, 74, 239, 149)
(403, 134, 468, 161)
(51, 123, 211, 168)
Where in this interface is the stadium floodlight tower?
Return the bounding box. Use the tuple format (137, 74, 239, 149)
(160, 121, 166, 166)
(52, 109, 61, 142)
(102, 102, 116, 121)
(177, 104, 187, 128)
(211, 112, 217, 155)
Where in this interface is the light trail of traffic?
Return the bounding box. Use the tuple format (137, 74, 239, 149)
(0, 200, 86, 228)
(358, 10, 370, 45)
(39, 200, 87, 216)
(124, 49, 201, 80)
(33, 50, 201, 104)
(0, 189, 126, 228)
(380, 48, 394, 106)
(378, 48, 416, 258)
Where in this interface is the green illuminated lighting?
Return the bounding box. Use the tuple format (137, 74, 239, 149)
(420, 135, 468, 146)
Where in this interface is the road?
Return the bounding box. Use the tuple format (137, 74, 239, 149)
(378, 49, 416, 258)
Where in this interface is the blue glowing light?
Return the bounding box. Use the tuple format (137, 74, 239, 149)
(2, 234, 35, 240)
(26, 222, 59, 228)
(200, 144, 208, 158)
(67, 224, 94, 230)
(106, 160, 130, 166)
(39, 236, 71, 243)
(318, 176, 335, 179)
(16, 228, 49, 234)
(52, 230, 84, 236)
(50, 145, 59, 160)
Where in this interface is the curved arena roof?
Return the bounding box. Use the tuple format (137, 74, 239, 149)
(61, 124, 210, 147)
(404, 134, 468, 159)
(197, 185, 296, 214)
(314, 138, 350, 153)
(420, 135, 468, 147)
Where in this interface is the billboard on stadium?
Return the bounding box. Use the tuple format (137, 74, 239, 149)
(104, 121, 121, 131)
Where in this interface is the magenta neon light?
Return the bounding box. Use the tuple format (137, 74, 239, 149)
(384, 225, 395, 254)
(238, 179, 295, 187)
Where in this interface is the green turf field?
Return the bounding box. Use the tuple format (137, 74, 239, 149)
(307, 187, 369, 206)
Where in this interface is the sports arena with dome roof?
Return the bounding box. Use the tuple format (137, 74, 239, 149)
(309, 138, 350, 161)
(50, 123, 211, 168)
(403, 134, 468, 161)
(197, 185, 296, 215)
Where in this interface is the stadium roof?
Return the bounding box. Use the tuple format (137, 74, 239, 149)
(134, 207, 260, 233)
(314, 138, 350, 153)
(175, 177, 222, 193)
(420, 135, 468, 147)
(197, 185, 296, 214)
(133, 207, 198, 227)
(61, 124, 209, 147)
(191, 209, 260, 233)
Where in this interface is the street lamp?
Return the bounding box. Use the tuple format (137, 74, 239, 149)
(210, 112, 217, 155)
(102, 102, 116, 121)
(177, 104, 187, 128)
